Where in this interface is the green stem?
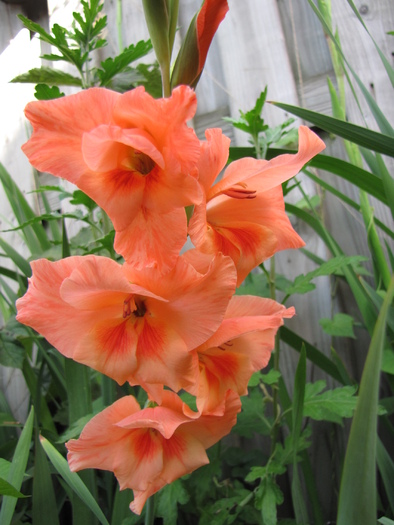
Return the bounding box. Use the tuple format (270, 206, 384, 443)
(144, 494, 155, 525)
(269, 256, 282, 455)
(161, 62, 171, 97)
(116, 0, 124, 52)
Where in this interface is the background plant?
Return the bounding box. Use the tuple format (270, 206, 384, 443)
(0, 1, 393, 524)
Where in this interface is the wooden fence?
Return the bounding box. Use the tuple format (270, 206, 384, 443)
(0, 0, 393, 518)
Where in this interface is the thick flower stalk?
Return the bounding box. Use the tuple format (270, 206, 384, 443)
(22, 85, 202, 271)
(66, 390, 241, 514)
(188, 126, 326, 285)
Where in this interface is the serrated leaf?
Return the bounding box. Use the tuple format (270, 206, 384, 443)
(11, 67, 82, 86)
(0, 332, 25, 369)
(157, 479, 189, 525)
(233, 390, 270, 438)
(97, 40, 153, 86)
(284, 255, 368, 298)
(303, 382, 357, 424)
(260, 482, 278, 525)
(245, 463, 286, 483)
(34, 84, 65, 100)
(319, 313, 356, 338)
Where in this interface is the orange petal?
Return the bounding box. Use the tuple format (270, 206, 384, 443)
(16, 257, 98, 359)
(196, 0, 229, 72)
(113, 207, 187, 272)
(195, 128, 230, 192)
(114, 85, 201, 178)
(208, 126, 325, 201)
(189, 187, 305, 285)
(22, 88, 119, 184)
(188, 296, 295, 413)
(126, 253, 237, 350)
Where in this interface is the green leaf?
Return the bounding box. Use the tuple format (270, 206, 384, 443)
(305, 0, 394, 137)
(34, 84, 65, 100)
(0, 238, 31, 277)
(11, 67, 82, 86)
(307, 155, 388, 206)
(345, 0, 394, 89)
(282, 255, 367, 298)
(260, 482, 278, 525)
(33, 434, 60, 525)
(319, 313, 356, 338)
(304, 169, 393, 239)
(290, 347, 310, 524)
(270, 102, 394, 156)
(0, 478, 28, 498)
(280, 326, 344, 384)
(382, 348, 394, 374)
(0, 407, 34, 525)
(337, 275, 394, 525)
(40, 437, 109, 525)
(379, 518, 394, 525)
(286, 203, 378, 335)
(97, 40, 153, 86)
(0, 330, 26, 368)
(303, 381, 357, 424)
(233, 389, 271, 438)
(0, 162, 50, 253)
(376, 438, 394, 515)
(157, 479, 189, 525)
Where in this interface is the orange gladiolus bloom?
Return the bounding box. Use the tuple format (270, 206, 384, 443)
(66, 390, 241, 514)
(186, 295, 295, 414)
(196, 0, 229, 74)
(16, 253, 236, 393)
(188, 126, 326, 285)
(22, 86, 202, 271)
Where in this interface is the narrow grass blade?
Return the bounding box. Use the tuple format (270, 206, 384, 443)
(270, 102, 394, 156)
(304, 169, 394, 239)
(286, 203, 378, 335)
(0, 238, 32, 278)
(280, 326, 345, 384)
(305, 0, 394, 137)
(308, 155, 388, 206)
(376, 437, 394, 514)
(0, 407, 34, 525)
(22, 359, 57, 436)
(0, 163, 50, 253)
(291, 346, 309, 523)
(40, 437, 109, 525)
(376, 153, 394, 221)
(345, 0, 394, 89)
(33, 433, 60, 525)
(337, 275, 394, 525)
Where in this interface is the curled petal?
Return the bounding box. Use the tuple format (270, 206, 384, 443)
(208, 126, 325, 200)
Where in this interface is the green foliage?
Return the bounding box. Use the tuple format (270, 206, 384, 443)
(319, 313, 356, 338)
(96, 40, 153, 86)
(157, 479, 190, 524)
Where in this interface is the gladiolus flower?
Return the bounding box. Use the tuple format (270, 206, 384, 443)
(186, 295, 295, 414)
(22, 85, 202, 271)
(66, 390, 241, 514)
(188, 126, 326, 285)
(16, 253, 236, 393)
(171, 0, 229, 88)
